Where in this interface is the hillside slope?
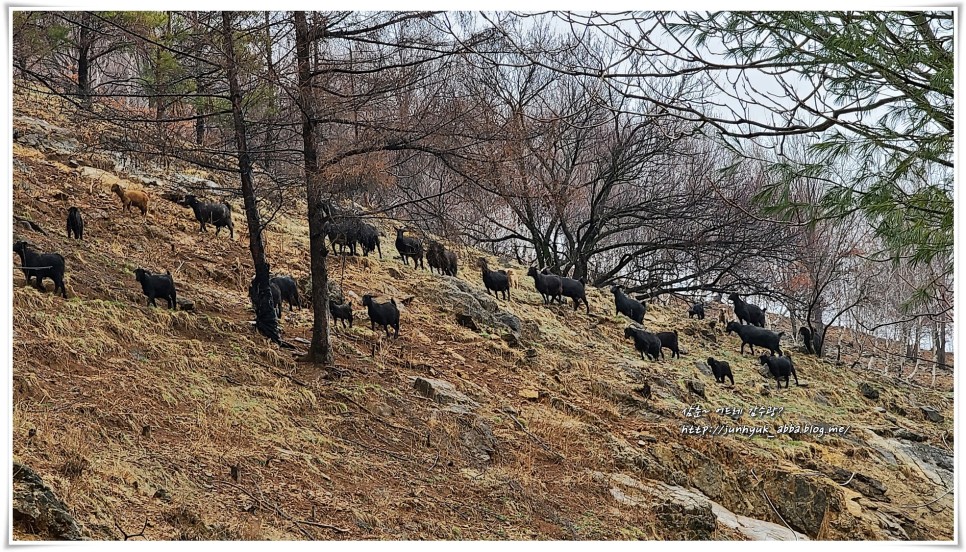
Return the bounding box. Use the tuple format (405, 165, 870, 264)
(10, 95, 954, 541)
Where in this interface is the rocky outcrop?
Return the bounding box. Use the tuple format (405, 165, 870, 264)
(413, 377, 478, 408)
(762, 472, 839, 537)
(435, 278, 522, 339)
(13, 462, 87, 540)
(598, 471, 808, 541)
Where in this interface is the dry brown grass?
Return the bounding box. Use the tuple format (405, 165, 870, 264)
(11, 93, 954, 541)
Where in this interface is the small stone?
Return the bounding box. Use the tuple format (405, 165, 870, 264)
(501, 332, 523, 348)
(177, 298, 194, 311)
(894, 429, 927, 442)
(455, 313, 479, 331)
(413, 377, 478, 408)
(920, 406, 943, 424)
(760, 386, 771, 397)
(518, 388, 539, 400)
(687, 380, 706, 399)
(693, 360, 712, 377)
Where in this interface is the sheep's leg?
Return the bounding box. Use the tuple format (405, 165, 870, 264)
(791, 367, 799, 386)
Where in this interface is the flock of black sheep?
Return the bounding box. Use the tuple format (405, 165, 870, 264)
(13, 189, 801, 389)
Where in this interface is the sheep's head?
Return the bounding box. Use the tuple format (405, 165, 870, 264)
(610, 285, 621, 295)
(13, 241, 28, 254)
(527, 266, 539, 278)
(623, 327, 637, 340)
(134, 268, 149, 284)
(758, 354, 772, 366)
(362, 294, 374, 307)
(727, 293, 741, 303)
(725, 321, 740, 334)
(183, 195, 198, 207)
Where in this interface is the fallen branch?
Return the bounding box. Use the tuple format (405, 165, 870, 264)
(295, 519, 350, 533)
(217, 480, 314, 540)
(837, 471, 856, 487)
(335, 391, 420, 436)
(114, 515, 148, 540)
(751, 469, 799, 541)
(498, 408, 564, 463)
(252, 360, 309, 388)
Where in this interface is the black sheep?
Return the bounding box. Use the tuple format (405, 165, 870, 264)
(66, 207, 83, 240)
(270, 275, 302, 311)
(134, 268, 177, 309)
(362, 294, 400, 338)
(185, 195, 234, 238)
(13, 241, 67, 298)
(706, 357, 734, 385)
(324, 217, 361, 256)
(624, 326, 662, 361)
(656, 330, 681, 359)
(329, 300, 353, 328)
(248, 276, 282, 317)
(728, 293, 766, 327)
(426, 241, 458, 277)
(543, 269, 589, 313)
(358, 223, 382, 258)
(611, 286, 645, 323)
(479, 258, 510, 300)
(687, 303, 705, 320)
(527, 267, 563, 305)
(798, 326, 816, 355)
(725, 321, 784, 356)
(394, 228, 424, 269)
(759, 354, 799, 389)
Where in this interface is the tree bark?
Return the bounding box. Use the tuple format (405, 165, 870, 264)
(76, 13, 91, 105)
(221, 11, 278, 342)
(295, 10, 333, 365)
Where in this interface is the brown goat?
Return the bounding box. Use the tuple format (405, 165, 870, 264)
(505, 268, 518, 289)
(111, 183, 149, 216)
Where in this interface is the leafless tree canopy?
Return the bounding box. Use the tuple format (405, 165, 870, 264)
(13, 10, 953, 367)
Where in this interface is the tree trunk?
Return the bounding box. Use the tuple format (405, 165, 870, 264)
(221, 11, 278, 342)
(933, 320, 947, 369)
(76, 14, 91, 105)
(192, 12, 207, 146)
(295, 11, 333, 365)
(810, 305, 826, 357)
